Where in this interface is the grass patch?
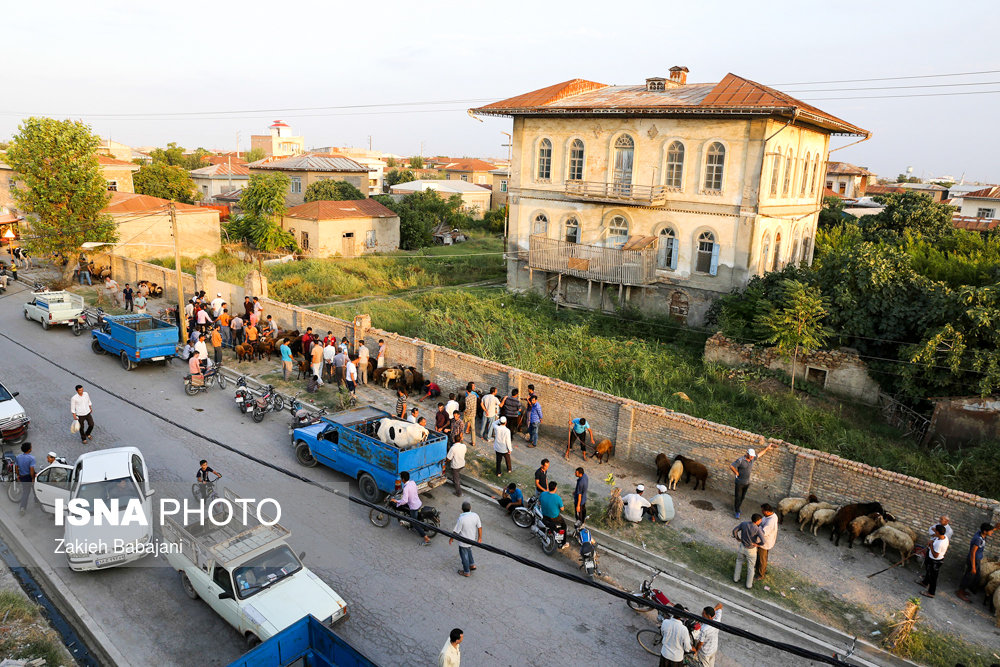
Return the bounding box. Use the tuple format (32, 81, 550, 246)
(150, 234, 505, 305)
(0, 590, 38, 622)
(879, 608, 998, 667)
(0, 591, 71, 666)
(318, 290, 1000, 499)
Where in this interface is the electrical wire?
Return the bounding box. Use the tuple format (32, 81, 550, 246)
(801, 89, 1000, 102)
(786, 80, 1000, 93)
(771, 69, 1000, 86)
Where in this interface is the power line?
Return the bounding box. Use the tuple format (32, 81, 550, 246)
(772, 69, 1000, 86)
(801, 89, 1000, 101)
(788, 80, 1000, 93)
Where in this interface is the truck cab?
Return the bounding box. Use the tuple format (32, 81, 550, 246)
(0, 380, 29, 446)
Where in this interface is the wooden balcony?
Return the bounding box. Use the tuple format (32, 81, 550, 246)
(527, 235, 657, 285)
(564, 180, 669, 206)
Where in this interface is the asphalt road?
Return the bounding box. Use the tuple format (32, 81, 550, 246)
(0, 281, 836, 667)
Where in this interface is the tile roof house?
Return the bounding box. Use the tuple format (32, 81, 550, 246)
(101, 192, 221, 260)
(189, 162, 251, 202)
(97, 155, 141, 193)
(434, 158, 499, 186)
(954, 185, 1000, 225)
(247, 154, 370, 206)
(281, 199, 399, 257)
(824, 161, 875, 198)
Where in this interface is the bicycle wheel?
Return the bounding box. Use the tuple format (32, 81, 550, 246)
(636, 629, 661, 656)
(216, 373, 227, 390)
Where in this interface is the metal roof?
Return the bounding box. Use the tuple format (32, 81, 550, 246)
(389, 179, 491, 194)
(248, 154, 368, 173)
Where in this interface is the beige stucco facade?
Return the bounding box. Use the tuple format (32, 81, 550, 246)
(111, 208, 221, 260)
(102, 164, 137, 193)
(250, 167, 368, 207)
(281, 214, 400, 258)
(490, 170, 509, 210)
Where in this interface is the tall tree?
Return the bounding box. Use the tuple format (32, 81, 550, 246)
(409, 155, 424, 169)
(864, 191, 955, 241)
(756, 279, 832, 391)
(303, 179, 365, 202)
(244, 146, 266, 163)
(183, 147, 212, 170)
(385, 168, 415, 187)
(6, 117, 115, 284)
(134, 163, 200, 203)
(240, 172, 289, 220)
(149, 142, 186, 166)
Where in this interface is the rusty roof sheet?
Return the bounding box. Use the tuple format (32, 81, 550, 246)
(286, 199, 397, 220)
(963, 185, 1000, 200)
(953, 215, 1000, 231)
(621, 235, 657, 251)
(103, 191, 209, 214)
(189, 163, 251, 177)
(97, 154, 141, 169)
(865, 185, 907, 195)
(826, 161, 874, 176)
(440, 158, 498, 172)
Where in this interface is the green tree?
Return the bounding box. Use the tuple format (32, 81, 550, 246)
(149, 142, 186, 166)
(385, 157, 398, 168)
(895, 174, 921, 183)
(409, 156, 424, 169)
(240, 172, 289, 220)
(5, 117, 115, 284)
(244, 146, 266, 163)
(303, 179, 365, 202)
(817, 195, 856, 230)
(756, 279, 832, 391)
(863, 191, 955, 241)
(134, 163, 200, 203)
(224, 214, 297, 253)
(482, 205, 506, 234)
(385, 168, 415, 187)
(374, 190, 468, 249)
(183, 147, 211, 170)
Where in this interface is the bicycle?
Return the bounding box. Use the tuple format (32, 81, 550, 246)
(3, 449, 23, 503)
(192, 476, 221, 504)
(635, 629, 696, 664)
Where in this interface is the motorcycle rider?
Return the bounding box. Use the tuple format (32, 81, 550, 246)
(539, 480, 568, 548)
(188, 351, 204, 382)
(393, 471, 431, 546)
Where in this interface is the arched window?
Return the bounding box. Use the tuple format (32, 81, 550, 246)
(568, 139, 585, 181)
(772, 232, 782, 271)
(613, 135, 635, 194)
(695, 231, 719, 275)
(537, 139, 552, 180)
(802, 236, 812, 264)
(769, 151, 781, 197)
(810, 157, 819, 196)
(665, 141, 684, 189)
(782, 150, 793, 196)
(790, 237, 800, 267)
(607, 215, 629, 248)
(564, 217, 580, 243)
(800, 152, 810, 197)
(704, 142, 725, 191)
(759, 234, 771, 275)
(657, 227, 678, 270)
(532, 213, 548, 236)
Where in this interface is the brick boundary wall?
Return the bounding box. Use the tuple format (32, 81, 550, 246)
(104, 256, 1000, 552)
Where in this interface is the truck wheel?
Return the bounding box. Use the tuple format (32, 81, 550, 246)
(357, 473, 383, 503)
(120, 352, 134, 371)
(180, 572, 199, 600)
(40, 319, 48, 330)
(368, 507, 390, 528)
(72, 321, 83, 336)
(90, 339, 104, 354)
(245, 633, 261, 650)
(295, 441, 317, 467)
(23, 310, 29, 320)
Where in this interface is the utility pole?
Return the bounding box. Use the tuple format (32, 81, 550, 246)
(368, 135, 373, 151)
(227, 155, 233, 192)
(169, 202, 188, 343)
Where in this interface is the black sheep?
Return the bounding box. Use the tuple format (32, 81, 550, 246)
(830, 502, 888, 547)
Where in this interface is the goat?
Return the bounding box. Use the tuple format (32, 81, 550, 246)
(777, 494, 818, 525)
(865, 525, 914, 563)
(655, 453, 670, 484)
(593, 439, 613, 464)
(798, 502, 836, 532)
(672, 455, 708, 491)
(831, 502, 888, 547)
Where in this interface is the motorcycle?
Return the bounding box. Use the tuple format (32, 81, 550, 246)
(510, 495, 539, 528)
(249, 384, 284, 423)
(234, 377, 253, 412)
(287, 394, 328, 433)
(73, 307, 105, 336)
(526, 502, 568, 555)
(183, 363, 227, 396)
(575, 522, 601, 579)
(368, 494, 440, 539)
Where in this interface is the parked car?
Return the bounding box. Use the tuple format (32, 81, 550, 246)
(0, 380, 29, 446)
(22, 290, 87, 334)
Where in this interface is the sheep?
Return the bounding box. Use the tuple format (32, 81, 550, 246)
(978, 558, 1000, 589)
(667, 460, 683, 490)
(655, 453, 670, 484)
(594, 439, 614, 464)
(884, 521, 920, 544)
(777, 494, 818, 524)
(798, 502, 836, 532)
(864, 525, 914, 563)
(672, 455, 708, 491)
(847, 512, 888, 548)
(380, 368, 403, 388)
(984, 570, 1000, 600)
(993, 587, 1000, 627)
(810, 508, 838, 536)
(831, 502, 891, 547)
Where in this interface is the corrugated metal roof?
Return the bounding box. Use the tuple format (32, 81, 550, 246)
(247, 154, 367, 172)
(963, 185, 1000, 200)
(189, 163, 251, 178)
(103, 192, 210, 214)
(389, 180, 491, 194)
(285, 199, 397, 220)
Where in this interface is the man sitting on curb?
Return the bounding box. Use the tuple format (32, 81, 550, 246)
(650, 484, 675, 525)
(622, 484, 653, 523)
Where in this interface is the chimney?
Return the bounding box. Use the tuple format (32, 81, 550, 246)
(669, 66, 689, 85)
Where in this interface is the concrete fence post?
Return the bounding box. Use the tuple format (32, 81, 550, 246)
(614, 403, 635, 460)
(788, 451, 816, 498)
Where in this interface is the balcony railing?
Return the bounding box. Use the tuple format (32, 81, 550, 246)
(527, 235, 657, 285)
(564, 180, 669, 206)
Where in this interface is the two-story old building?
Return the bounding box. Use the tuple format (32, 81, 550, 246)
(471, 67, 869, 323)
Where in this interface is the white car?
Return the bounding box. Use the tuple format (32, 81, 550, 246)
(0, 380, 29, 446)
(32, 447, 155, 571)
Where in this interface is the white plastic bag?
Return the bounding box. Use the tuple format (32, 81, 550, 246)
(71, 420, 80, 434)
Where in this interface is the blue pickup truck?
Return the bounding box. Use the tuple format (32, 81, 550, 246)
(225, 615, 376, 667)
(90, 314, 178, 371)
(292, 406, 448, 502)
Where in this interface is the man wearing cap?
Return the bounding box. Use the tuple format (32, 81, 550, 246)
(622, 485, 653, 523)
(650, 484, 675, 525)
(211, 293, 224, 314)
(729, 444, 774, 519)
(493, 416, 512, 477)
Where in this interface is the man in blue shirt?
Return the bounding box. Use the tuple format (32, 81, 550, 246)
(496, 482, 524, 515)
(539, 481, 567, 547)
(15, 442, 36, 515)
(956, 521, 996, 602)
(526, 395, 543, 448)
(565, 417, 595, 461)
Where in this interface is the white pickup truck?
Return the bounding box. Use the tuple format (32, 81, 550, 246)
(163, 489, 348, 649)
(31, 446, 155, 571)
(23, 290, 87, 334)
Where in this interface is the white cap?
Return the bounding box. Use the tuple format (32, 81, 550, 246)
(747, 448, 756, 457)
(216, 292, 222, 297)
(656, 484, 667, 493)
(636, 484, 645, 492)
(499, 416, 506, 424)
(48, 451, 57, 459)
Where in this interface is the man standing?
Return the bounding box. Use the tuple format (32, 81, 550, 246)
(438, 628, 462, 667)
(357, 339, 370, 385)
(435, 403, 449, 433)
(917, 524, 949, 598)
(210, 326, 223, 366)
(133, 290, 148, 315)
(444, 394, 460, 421)
(755, 503, 778, 580)
(449, 501, 482, 577)
(692, 604, 724, 667)
(565, 416, 595, 461)
(393, 471, 430, 546)
(332, 347, 348, 388)
(956, 522, 996, 602)
(447, 410, 464, 451)
(533, 459, 549, 498)
(498, 389, 521, 433)
(230, 313, 244, 347)
(15, 442, 36, 516)
(301, 328, 315, 359)
(242, 296, 253, 320)
(310, 337, 325, 386)
(463, 382, 478, 447)
(659, 609, 693, 667)
(396, 388, 408, 420)
(279, 338, 293, 381)
(526, 395, 542, 448)
(345, 357, 358, 396)
(573, 467, 589, 524)
(211, 292, 224, 314)
(480, 387, 500, 440)
(732, 513, 765, 589)
(650, 484, 675, 525)
(322, 338, 337, 384)
(218, 308, 231, 348)
(622, 485, 653, 523)
(71, 385, 94, 444)
(376, 339, 386, 368)
(122, 283, 134, 312)
(729, 444, 773, 519)
(492, 417, 512, 477)
(927, 516, 953, 541)
(104, 275, 120, 307)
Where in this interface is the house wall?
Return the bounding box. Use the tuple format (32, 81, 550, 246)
(252, 168, 368, 206)
(110, 209, 221, 260)
(280, 215, 400, 257)
(491, 172, 508, 210)
(959, 198, 1000, 219)
(192, 176, 249, 200)
(102, 165, 136, 193)
(250, 134, 305, 157)
(928, 397, 1000, 448)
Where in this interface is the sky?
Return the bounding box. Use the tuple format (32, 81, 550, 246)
(4, 0, 999, 183)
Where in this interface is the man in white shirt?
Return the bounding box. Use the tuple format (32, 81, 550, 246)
(344, 358, 358, 395)
(918, 523, 949, 598)
(438, 628, 462, 667)
(406, 408, 419, 424)
(927, 516, 953, 541)
(104, 276, 120, 306)
(692, 604, 724, 667)
(356, 340, 370, 385)
(194, 334, 210, 370)
(323, 341, 337, 385)
(446, 439, 467, 497)
(492, 416, 513, 477)
(449, 501, 482, 576)
(480, 387, 500, 440)
(622, 485, 652, 523)
(444, 394, 460, 421)
(755, 503, 778, 580)
(184, 299, 195, 320)
(650, 484, 675, 524)
(70, 384, 94, 443)
(659, 611, 692, 667)
(210, 293, 224, 314)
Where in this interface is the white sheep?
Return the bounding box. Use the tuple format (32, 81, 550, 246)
(810, 508, 838, 536)
(884, 521, 920, 544)
(848, 513, 887, 547)
(977, 558, 1000, 588)
(985, 570, 1000, 599)
(667, 460, 683, 491)
(993, 587, 1000, 628)
(864, 525, 914, 563)
(777, 494, 817, 525)
(798, 502, 836, 532)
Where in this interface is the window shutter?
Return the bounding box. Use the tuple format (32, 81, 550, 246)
(669, 238, 678, 270)
(709, 243, 720, 276)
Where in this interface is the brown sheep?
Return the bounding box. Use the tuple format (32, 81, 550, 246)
(654, 453, 670, 484)
(235, 343, 254, 362)
(672, 455, 707, 491)
(777, 494, 818, 524)
(593, 439, 613, 464)
(848, 513, 887, 548)
(830, 503, 891, 547)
